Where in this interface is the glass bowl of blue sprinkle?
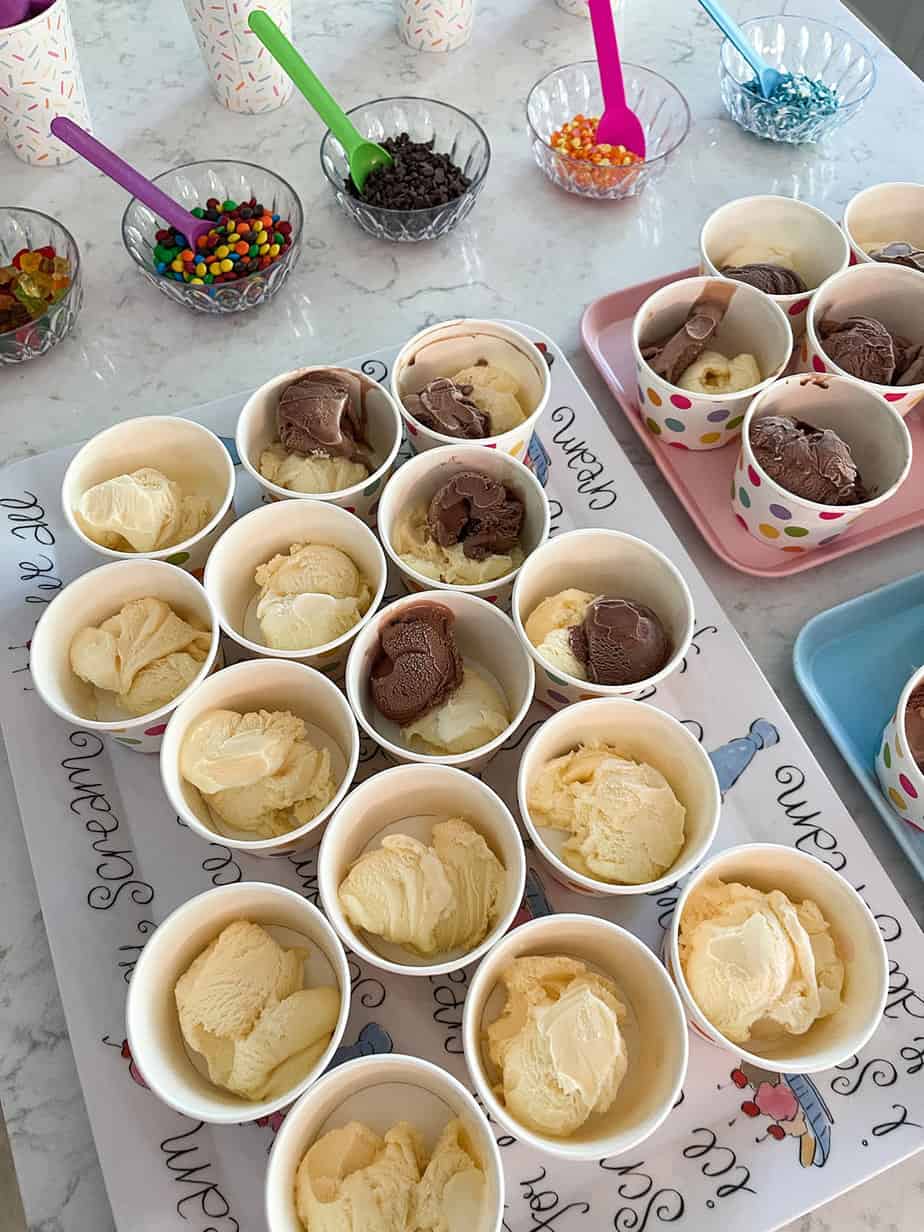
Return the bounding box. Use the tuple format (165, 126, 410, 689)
(720, 15, 876, 144)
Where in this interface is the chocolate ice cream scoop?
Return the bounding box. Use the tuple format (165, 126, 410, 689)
(750, 415, 866, 506)
(642, 281, 737, 386)
(721, 263, 807, 296)
(905, 683, 924, 771)
(277, 370, 370, 462)
(895, 340, 924, 386)
(403, 379, 489, 439)
(868, 241, 924, 272)
(818, 316, 897, 385)
(427, 470, 525, 561)
(371, 601, 463, 725)
(569, 597, 671, 687)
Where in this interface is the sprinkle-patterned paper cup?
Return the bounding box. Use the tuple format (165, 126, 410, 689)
(396, 0, 474, 51)
(843, 182, 924, 271)
(731, 373, 912, 554)
(876, 664, 924, 832)
(632, 276, 792, 451)
(182, 0, 293, 113)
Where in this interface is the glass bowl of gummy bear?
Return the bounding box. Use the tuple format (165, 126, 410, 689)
(121, 160, 303, 314)
(720, 15, 876, 144)
(320, 97, 491, 242)
(0, 208, 82, 365)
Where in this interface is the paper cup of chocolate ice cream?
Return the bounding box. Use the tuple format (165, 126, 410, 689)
(318, 763, 526, 977)
(345, 590, 534, 773)
(843, 182, 924, 272)
(633, 275, 791, 451)
(876, 663, 924, 832)
(512, 528, 694, 708)
(667, 844, 888, 1073)
(733, 373, 912, 554)
(30, 559, 221, 755)
(377, 443, 550, 606)
(804, 262, 924, 415)
(236, 366, 403, 524)
(390, 319, 551, 462)
(62, 416, 236, 575)
(700, 195, 849, 337)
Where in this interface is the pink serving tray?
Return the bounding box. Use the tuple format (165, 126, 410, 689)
(582, 266, 924, 578)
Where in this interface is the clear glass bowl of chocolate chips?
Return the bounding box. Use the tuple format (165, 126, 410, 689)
(320, 97, 491, 243)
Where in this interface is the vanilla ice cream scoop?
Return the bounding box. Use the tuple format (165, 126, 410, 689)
(393, 503, 524, 587)
(723, 242, 798, 269)
(259, 443, 370, 495)
(402, 664, 510, 756)
(75, 467, 212, 553)
(254, 542, 373, 651)
(416, 1118, 487, 1232)
(676, 350, 761, 395)
(679, 876, 845, 1044)
(451, 363, 526, 435)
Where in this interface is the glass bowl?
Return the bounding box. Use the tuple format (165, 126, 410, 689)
(526, 61, 690, 200)
(0, 208, 82, 365)
(320, 97, 490, 242)
(720, 15, 876, 144)
(121, 160, 303, 314)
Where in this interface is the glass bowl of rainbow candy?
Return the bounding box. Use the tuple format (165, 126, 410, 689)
(121, 160, 303, 314)
(0, 208, 82, 364)
(720, 15, 876, 144)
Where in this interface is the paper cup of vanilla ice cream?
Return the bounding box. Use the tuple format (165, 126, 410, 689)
(843, 182, 924, 271)
(204, 499, 386, 673)
(512, 528, 693, 708)
(30, 559, 221, 755)
(161, 658, 359, 856)
(733, 374, 912, 554)
(62, 416, 236, 575)
(126, 882, 350, 1125)
(876, 663, 924, 831)
(391, 319, 551, 462)
(667, 843, 888, 1073)
(462, 914, 687, 1161)
(236, 366, 402, 524)
(633, 275, 791, 451)
(377, 443, 550, 606)
(346, 590, 534, 773)
(319, 763, 526, 977)
(265, 1053, 504, 1232)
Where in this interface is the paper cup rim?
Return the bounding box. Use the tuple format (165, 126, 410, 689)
(202, 500, 388, 659)
(61, 416, 236, 560)
(29, 559, 221, 732)
(125, 882, 351, 1124)
(318, 763, 527, 976)
(843, 182, 924, 260)
(160, 658, 360, 852)
(895, 664, 924, 796)
(462, 913, 689, 1159)
(516, 697, 720, 895)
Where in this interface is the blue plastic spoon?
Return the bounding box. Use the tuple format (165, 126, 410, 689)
(697, 0, 784, 99)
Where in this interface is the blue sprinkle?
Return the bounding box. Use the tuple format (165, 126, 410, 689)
(739, 72, 840, 143)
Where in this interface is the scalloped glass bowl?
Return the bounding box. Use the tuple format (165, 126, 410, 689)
(720, 15, 876, 144)
(0, 208, 82, 364)
(320, 97, 490, 242)
(121, 160, 303, 314)
(526, 61, 690, 200)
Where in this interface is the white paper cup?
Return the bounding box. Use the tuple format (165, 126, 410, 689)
(517, 697, 719, 897)
(161, 658, 360, 855)
(391, 319, 551, 463)
(396, 0, 474, 50)
(700, 195, 849, 337)
(182, 0, 293, 113)
(126, 882, 350, 1125)
(62, 416, 236, 575)
(236, 365, 402, 524)
(319, 763, 526, 975)
(732, 373, 912, 555)
(667, 844, 888, 1073)
(376, 443, 550, 606)
(804, 262, 924, 416)
(345, 590, 535, 772)
(843, 182, 924, 270)
(265, 1054, 504, 1232)
(556, 0, 626, 24)
(512, 528, 694, 708)
(633, 275, 792, 450)
(462, 914, 688, 1160)
(876, 663, 924, 832)
(203, 499, 386, 672)
(30, 559, 220, 755)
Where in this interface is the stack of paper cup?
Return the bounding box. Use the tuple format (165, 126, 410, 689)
(182, 0, 293, 113)
(396, 0, 474, 52)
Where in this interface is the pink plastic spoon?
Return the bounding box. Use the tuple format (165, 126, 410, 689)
(588, 0, 646, 158)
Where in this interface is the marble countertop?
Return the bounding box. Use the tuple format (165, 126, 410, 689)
(1, 0, 922, 1227)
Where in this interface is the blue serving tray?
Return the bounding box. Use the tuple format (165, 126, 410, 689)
(794, 572, 924, 882)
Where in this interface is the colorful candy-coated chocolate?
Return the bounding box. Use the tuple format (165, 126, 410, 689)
(151, 196, 293, 290)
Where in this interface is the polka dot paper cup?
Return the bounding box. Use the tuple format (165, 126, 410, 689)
(876, 664, 924, 832)
(633, 276, 792, 451)
(700, 195, 849, 337)
(843, 182, 924, 271)
(732, 374, 912, 554)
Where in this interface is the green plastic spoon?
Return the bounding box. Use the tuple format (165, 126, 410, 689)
(248, 10, 392, 193)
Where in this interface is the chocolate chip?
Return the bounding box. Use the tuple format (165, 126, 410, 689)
(347, 132, 471, 211)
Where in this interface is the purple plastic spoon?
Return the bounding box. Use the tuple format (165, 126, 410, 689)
(0, 0, 31, 28)
(50, 117, 212, 248)
(588, 0, 646, 158)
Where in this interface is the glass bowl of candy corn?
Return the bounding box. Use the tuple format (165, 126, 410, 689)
(526, 61, 690, 199)
(0, 208, 82, 364)
(121, 160, 303, 314)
